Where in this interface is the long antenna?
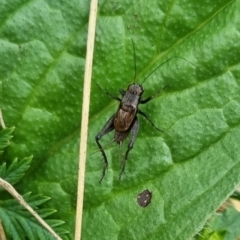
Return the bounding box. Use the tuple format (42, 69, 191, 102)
(131, 39, 137, 83)
(141, 56, 197, 85)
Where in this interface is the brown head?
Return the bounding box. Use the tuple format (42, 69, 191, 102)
(127, 83, 144, 96)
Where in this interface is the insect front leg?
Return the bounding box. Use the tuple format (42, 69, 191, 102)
(119, 117, 139, 180)
(96, 84, 121, 101)
(140, 85, 169, 104)
(95, 114, 115, 183)
(138, 109, 163, 132)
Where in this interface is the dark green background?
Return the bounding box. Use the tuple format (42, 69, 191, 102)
(1, 0, 240, 239)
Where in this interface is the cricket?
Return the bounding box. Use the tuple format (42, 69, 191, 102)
(95, 40, 194, 183)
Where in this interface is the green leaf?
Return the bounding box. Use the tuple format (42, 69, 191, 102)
(196, 207, 240, 240)
(1, 0, 240, 239)
(0, 127, 14, 154)
(0, 193, 67, 240)
(0, 144, 68, 239)
(230, 189, 240, 201)
(0, 156, 32, 185)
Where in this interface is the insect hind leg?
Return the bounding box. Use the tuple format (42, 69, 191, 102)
(119, 117, 139, 180)
(95, 114, 115, 183)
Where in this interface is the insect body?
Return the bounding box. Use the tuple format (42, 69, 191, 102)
(96, 82, 164, 183)
(95, 41, 195, 183)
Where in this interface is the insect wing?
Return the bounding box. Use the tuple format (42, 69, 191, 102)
(114, 104, 137, 131)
